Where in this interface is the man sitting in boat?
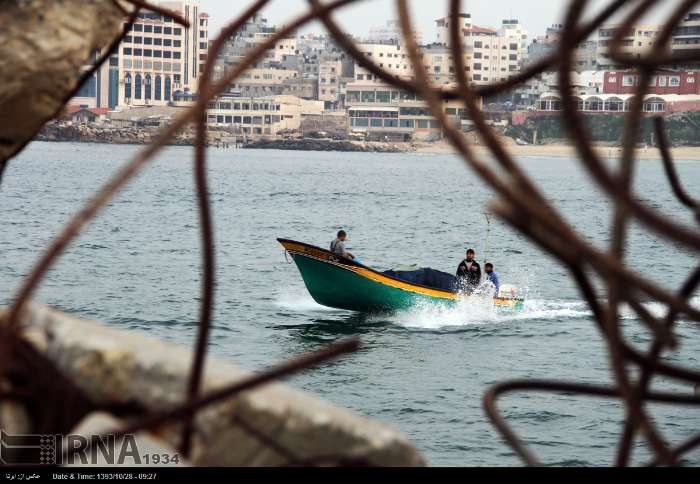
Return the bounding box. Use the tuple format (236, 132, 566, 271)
(330, 230, 355, 260)
(456, 248, 481, 294)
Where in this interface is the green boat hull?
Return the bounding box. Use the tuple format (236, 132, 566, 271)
(291, 251, 443, 312)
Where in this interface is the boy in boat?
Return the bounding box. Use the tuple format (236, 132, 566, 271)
(456, 249, 481, 294)
(330, 230, 355, 260)
(484, 263, 500, 295)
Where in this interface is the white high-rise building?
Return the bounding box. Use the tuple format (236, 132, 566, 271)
(118, 0, 209, 107)
(434, 14, 527, 86)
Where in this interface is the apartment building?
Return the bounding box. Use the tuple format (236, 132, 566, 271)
(228, 67, 299, 96)
(672, 12, 700, 69)
(434, 14, 526, 87)
(468, 26, 522, 85)
(596, 24, 666, 70)
(353, 41, 413, 83)
(318, 59, 343, 107)
(118, 0, 209, 107)
(500, 19, 529, 68)
(205, 95, 303, 136)
(345, 82, 473, 141)
(352, 41, 471, 86)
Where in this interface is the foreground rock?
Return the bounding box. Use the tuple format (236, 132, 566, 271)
(9, 303, 425, 466)
(0, 0, 130, 163)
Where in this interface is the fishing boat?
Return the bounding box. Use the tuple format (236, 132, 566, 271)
(278, 238, 525, 313)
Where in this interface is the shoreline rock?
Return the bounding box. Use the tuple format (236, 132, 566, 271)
(34, 123, 418, 152)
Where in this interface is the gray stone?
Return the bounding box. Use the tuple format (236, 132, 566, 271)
(13, 303, 425, 466)
(66, 412, 190, 467)
(0, 0, 132, 163)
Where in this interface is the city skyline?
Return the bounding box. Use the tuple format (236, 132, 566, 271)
(199, 0, 682, 41)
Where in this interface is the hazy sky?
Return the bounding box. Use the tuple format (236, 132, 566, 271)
(198, 0, 682, 40)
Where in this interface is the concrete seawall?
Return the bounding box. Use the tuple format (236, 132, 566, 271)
(2, 303, 425, 466)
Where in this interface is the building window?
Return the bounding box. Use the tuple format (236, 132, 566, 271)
(164, 39, 172, 47)
(134, 48, 142, 56)
(164, 27, 172, 35)
(174, 28, 182, 36)
(123, 47, 132, 55)
(173, 52, 181, 59)
(643, 97, 665, 112)
(134, 24, 143, 32)
(200, 42, 208, 49)
(135, 74, 142, 99)
(124, 73, 132, 99)
(154, 38, 162, 46)
(144, 49, 152, 57)
(133, 36, 142, 44)
(163, 51, 172, 58)
(164, 76, 172, 101)
(174, 40, 182, 48)
(154, 26, 162, 34)
(144, 25, 153, 33)
(144, 74, 152, 100)
(155, 75, 162, 101)
(154, 50, 162, 58)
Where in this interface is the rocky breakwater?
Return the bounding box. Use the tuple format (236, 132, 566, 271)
(0, 303, 426, 466)
(245, 138, 416, 153)
(36, 122, 195, 146)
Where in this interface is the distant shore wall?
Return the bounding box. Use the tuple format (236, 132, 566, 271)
(34, 123, 416, 152)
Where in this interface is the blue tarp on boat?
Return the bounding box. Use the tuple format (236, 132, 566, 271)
(382, 268, 457, 293)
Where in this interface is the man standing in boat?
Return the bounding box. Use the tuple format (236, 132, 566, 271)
(330, 230, 355, 260)
(456, 248, 481, 294)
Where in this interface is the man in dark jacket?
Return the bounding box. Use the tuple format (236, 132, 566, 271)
(456, 249, 482, 294)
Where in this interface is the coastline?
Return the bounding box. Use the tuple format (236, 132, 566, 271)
(33, 124, 700, 160)
(411, 137, 700, 160)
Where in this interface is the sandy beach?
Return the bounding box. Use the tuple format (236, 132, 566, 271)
(412, 135, 700, 160)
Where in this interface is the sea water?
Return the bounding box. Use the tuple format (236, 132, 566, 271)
(1, 142, 699, 466)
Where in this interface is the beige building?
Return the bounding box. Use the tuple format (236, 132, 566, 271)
(353, 41, 471, 86)
(596, 24, 667, 70)
(229, 67, 299, 96)
(118, 0, 209, 107)
(345, 82, 474, 141)
(434, 14, 527, 86)
(672, 12, 700, 69)
(205, 95, 303, 136)
(353, 41, 413, 83)
(318, 59, 343, 106)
